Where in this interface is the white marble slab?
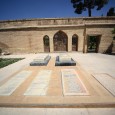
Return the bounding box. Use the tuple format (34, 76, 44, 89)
(59, 54, 71, 62)
(24, 70, 52, 96)
(0, 71, 32, 96)
(92, 73, 115, 96)
(33, 54, 49, 62)
(61, 69, 89, 96)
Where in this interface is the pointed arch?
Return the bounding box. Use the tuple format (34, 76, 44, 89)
(72, 34, 78, 51)
(43, 35, 50, 52)
(53, 30, 68, 51)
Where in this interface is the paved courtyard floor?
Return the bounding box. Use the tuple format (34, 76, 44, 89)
(0, 53, 115, 114)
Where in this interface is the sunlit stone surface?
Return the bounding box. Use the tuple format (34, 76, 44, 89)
(0, 71, 32, 96)
(30, 55, 51, 66)
(24, 70, 52, 96)
(55, 54, 76, 66)
(61, 69, 89, 96)
(92, 73, 115, 96)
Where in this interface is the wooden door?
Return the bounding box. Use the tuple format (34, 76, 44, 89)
(54, 31, 68, 51)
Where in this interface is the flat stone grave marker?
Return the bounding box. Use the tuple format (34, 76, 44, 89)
(92, 73, 115, 96)
(55, 54, 76, 66)
(30, 54, 51, 66)
(34, 54, 49, 62)
(0, 70, 32, 96)
(59, 54, 72, 62)
(24, 70, 52, 96)
(61, 69, 89, 96)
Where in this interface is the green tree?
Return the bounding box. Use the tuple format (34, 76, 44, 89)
(0, 48, 2, 55)
(107, 7, 115, 16)
(112, 28, 115, 34)
(71, 0, 109, 17)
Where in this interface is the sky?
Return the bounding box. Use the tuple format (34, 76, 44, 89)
(0, 0, 115, 21)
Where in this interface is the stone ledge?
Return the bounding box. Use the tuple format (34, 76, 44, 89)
(0, 23, 115, 31)
(0, 16, 115, 23)
(0, 102, 115, 108)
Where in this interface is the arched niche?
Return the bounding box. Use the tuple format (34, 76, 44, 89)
(53, 30, 68, 51)
(72, 34, 78, 51)
(43, 35, 50, 52)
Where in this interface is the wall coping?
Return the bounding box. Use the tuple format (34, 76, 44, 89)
(0, 16, 115, 23)
(0, 23, 115, 31)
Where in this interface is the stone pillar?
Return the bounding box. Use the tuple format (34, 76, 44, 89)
(40, 38, 44, 52)
(84, 37, 87, 53)
(50, 35, 54, 52)
(83, 26, 87, 53)
(68, 35, 72, 52)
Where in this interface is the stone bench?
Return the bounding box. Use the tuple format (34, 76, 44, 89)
(30, 54, 51, 66)
(55, 54, 76, 66)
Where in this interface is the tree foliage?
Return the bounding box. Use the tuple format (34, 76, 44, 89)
(71, 0, 109, 17)
(107, 7, 115, 16)
(112, 28, 115, 34)
(0, 48, 2, 55)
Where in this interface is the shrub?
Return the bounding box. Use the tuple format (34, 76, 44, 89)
(0, 58, 24, 68)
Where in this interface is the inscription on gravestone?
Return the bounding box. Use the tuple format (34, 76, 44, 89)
(61, 69, 89, 96)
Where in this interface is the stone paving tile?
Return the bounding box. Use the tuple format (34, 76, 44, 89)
(87, 108, 115, 115)
(0, 54, 37, 83)
(69, 53, 115, 79)
(0, 70, 32, 96)
(92, 73, 115, 96)
(0, 53, 115, 108)
(0, 108, 115, 115)
(24, 70, 52, 96)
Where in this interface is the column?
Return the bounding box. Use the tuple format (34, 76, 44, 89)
(50, 35, 54, 52)
(68, 35, 72, 52)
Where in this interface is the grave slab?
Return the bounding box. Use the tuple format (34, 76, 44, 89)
(0, 71, 32, 96)
(61, 69, 89, 96)
(59, 54, 72, 62)
(24, 70, 52, 96)
(92, 73, 115, 96)
(30, 55, 51, 66)
(55, 54, 76, 66)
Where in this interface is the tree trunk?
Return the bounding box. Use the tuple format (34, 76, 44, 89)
(88, 7, 91, 17)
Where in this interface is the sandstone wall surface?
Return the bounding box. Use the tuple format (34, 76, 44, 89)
(0, 17, 115, 53)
